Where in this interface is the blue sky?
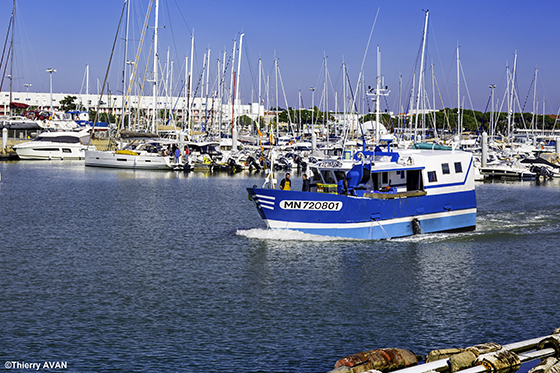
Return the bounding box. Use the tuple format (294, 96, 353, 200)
(2, 0, 560, 115)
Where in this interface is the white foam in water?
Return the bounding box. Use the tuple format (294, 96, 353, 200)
(236, 228, 353, 242)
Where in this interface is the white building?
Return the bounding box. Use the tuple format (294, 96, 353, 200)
(0, 91, 265, 131)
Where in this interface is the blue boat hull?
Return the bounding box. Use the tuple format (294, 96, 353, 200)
(247, 187, 476, 240)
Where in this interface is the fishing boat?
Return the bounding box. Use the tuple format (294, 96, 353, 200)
(12, 129, 95, 160)
(247, 145, 477, 240)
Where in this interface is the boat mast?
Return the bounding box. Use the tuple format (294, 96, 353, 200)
(86, 64, 90, 112)
(258, 57, 262, 136)
(152, 0, 159, 133)
(121, 0, 130, 130)
(508, 53, 517, 141)
(542, 98, 545, 136)
(457, 44, 461, 143)
(324, 54, 328, 146)
(164, 47, 170, 124)
(431, 63, 436, 138)
(183, 55, 187, 129)
(219, 49, 226, 132)
(342, 62, 346, 136)
(531, 67, 537, 138)
(367, 46, 390, 145)
(375, 46, 381, 144)
(275, 57, 279, 141)
(204, 49, 211, 132)
(9, 0, 15, 116)
(414, 9, 429, 142)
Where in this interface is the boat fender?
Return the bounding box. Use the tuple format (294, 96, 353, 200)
(448, 350, 478, 372)
(326, 366, 353, 373)
(412, 218, 422, 235)
(528, 356, 560, 373)
(474, 348, 520, 373)
(466, 342, 502, 357)
(426, 348, 464, 363)
(334, 348, 418, 371)
(538, 335, 560, 358)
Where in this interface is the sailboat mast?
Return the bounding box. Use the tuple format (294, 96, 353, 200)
(375, 45, 381, 144)
(275, 57, 279, 140)
(205, 49, 211, 132)
(188, 31, 194, 131)
(457, 45, 461, 141)
(233, 34, 243, 151)
(121, 0, 130, 129)
(258, 58, 262, 135)
(183, 56, 187, 127)
(531, 67, 537, 136)
(219, 49, 226, 130)
(431, 64, 436, 136)
(507, 52, 517, 141)
(165, 48, 170, 123)
(86, 64, 90, 112)
(414, 10, 429, 141)
(9, 0, 15, 116)
(324, 54, 328, 146)
(342, 62, 346, 135)
(152, 0, 159, 133)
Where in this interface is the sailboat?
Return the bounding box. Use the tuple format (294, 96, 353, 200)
(84, 0, 184, 170)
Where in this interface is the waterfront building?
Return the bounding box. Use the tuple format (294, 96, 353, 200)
(0, 91, 266, 133)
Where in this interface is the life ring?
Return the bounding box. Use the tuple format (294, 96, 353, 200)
(505, 157, 511, 163)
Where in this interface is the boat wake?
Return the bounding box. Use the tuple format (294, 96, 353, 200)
(236, 228, 353, 242)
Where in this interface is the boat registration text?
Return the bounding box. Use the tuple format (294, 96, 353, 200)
(279, 200, 343, 211)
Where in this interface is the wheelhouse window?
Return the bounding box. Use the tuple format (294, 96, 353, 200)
(428, 171, 438, 183)
(455, 162, 463, 173)
(441, 163, 450, 175)
(310, 167, 322, 183)
(334, 171, 346, 182)
(321, 170, 336, 184)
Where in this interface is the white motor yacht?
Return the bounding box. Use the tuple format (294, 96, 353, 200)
(12, 130, 95, 160)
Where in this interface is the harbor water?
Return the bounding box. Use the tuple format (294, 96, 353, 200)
(1, 161, 559, 372)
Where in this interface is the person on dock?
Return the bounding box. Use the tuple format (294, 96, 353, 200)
(174, 148, 181, 164)
(280, 173, 291, 190)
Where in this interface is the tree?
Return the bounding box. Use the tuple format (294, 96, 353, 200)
(89, 110, 116, 124)
(59, 95, 77, 112)
(236, 115, 255, 129)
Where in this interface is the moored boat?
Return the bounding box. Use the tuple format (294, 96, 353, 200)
(85, 131, 180, 170)
(247, 145, 476, 240)
(12, 129, 95, 160)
